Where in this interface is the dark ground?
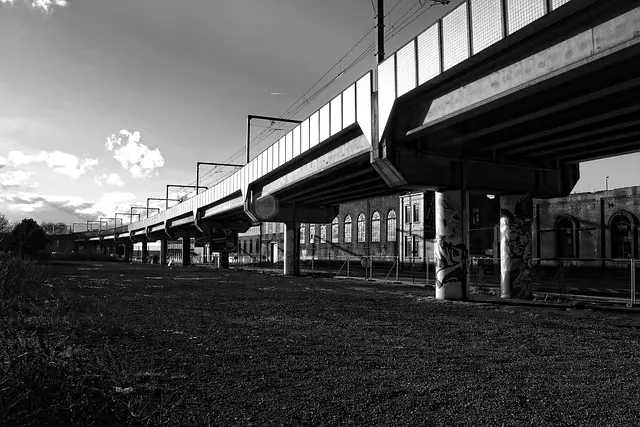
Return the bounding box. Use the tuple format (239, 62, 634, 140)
(13, 261, 640, 425)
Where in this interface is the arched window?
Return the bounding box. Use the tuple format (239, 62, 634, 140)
(357, 213, 366, 242)
(371, 211, 381, 242)
(387, 210, 397, 242)
(556, 216, 578, 259)
(300, 223, 306, 244)
(331, 217, 339, 243)
(310, 224, 316, 245)
(344, 215, 352, 243)
(249, 239, 253, 254)
(243, 240, 247, 254)
(320, 225, 327, 243)
(611, 212, 638, 259)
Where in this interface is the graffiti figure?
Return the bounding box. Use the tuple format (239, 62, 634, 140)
(435, 197, 467, 290)
(500, 195, 533, 299)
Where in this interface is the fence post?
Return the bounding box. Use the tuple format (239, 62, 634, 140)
(396, 256, 399, 283)
(312, 256, 314, 273)
(347, 256, 350, 278)
(631, 259, 636, 306)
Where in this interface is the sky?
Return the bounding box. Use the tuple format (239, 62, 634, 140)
(1, 0, 639, 228)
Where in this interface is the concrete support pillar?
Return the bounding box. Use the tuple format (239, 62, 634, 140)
(219, 252, 229, 269)
(124, 241, 133, 262)
(284, 222, 301, 276)
(141, 241, 148, 264)
(182, 238, 191, 267)
(500, 194, 534, 300)
(160, 239, 168, 266)
(434, 190, 469, 301)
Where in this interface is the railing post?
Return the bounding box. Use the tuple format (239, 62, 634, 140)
(631, 259, 636, 306)
(396, 256, 399, 283)
(347, 256, 350, 278)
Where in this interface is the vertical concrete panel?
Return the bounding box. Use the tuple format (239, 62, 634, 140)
(551, 0, 571, 10)
(284, 221, 300, 276)
(320, 104, 330, 142)
(293, 125, 301, 158)
(500, 194, 534, 299)
(377, 57, 396, 141)
(257, 153, 263, 178)
(262, 150, 268, 175)
(417, 24, 440, 84)
(279, 137, 286, 166)
(442, 3, 470, 70)
(506, 0, 545, 35)
(470, 0, 504, 54)
(301, 119, 310, 152)
(267, 145, 273, 172)
(310, 111, 320, 148)
(396, 40, 417, 96)
(285, 132, 293, 162)
(435, 190, 468, 300)
(330, 94, 342, 136)
(356, 73, 372, 143)
(342, 84, 356, 127)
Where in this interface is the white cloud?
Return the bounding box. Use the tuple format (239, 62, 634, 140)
(0, 169, 38, 188)
(0, 191, 137, 221)
(5, 150, 98, 179)
(105, 130, 165, 178)
(94, 173, 125, 187)
(1, 0, 69, 12)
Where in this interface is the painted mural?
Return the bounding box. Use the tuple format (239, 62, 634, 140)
(435, 193, 467, 295)
(500, 194, 533, 299)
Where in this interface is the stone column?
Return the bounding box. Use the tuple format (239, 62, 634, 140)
(434, 190, 469, 301)
(500, 194, 534, 300)
(182, 238, 191, 266)
(219, 252, 229, 269)
(160, 239, 168, 266)
(284, 222, 301, 276)
(141, 241, 148, 264)
(124, 241, 133, 262)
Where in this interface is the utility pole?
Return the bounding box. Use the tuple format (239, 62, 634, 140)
(376, 0, 385, 64)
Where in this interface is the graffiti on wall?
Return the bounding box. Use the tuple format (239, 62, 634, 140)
(500, 195, 533, 299)
(435, 195, 467, 290)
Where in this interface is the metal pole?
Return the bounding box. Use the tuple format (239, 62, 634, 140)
(246, 116, 251, 165)
(376, 0, 385, 64)
(347, 256, 350, 278)
(426, 239, 429, 287)
(396, 256, 399, 283)
(631, 259, 636, 305)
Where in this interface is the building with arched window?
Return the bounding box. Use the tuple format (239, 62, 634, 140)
(556, 216, 579, 259)
(371, 212, 381, 242)
(344, 215, 352, 243)
(357, 213, 366, 242)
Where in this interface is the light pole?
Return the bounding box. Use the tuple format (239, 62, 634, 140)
(606, 176, 610, 191)
(147, 197, 180, 212)
(196, 162, 243, 194)
(131, 206, 160, 219)
(165, 185, 207, 209)
(99, 217, 122, 231)
(246, 115, 302, 164)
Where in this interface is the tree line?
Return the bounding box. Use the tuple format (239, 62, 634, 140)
(0, 213, 69, 258)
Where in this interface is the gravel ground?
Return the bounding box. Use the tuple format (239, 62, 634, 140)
(47, 262, 640, 426)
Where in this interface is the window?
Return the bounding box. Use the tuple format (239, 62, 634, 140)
(320, 225, 327, 243)
(331, 217, 339, 243)
(344, 215, 352, 243)
(413, 203, 420, 223)
(405, 205, 411, 224)
(310, 224, 316, 245)
(611, 212, 637, 259)
(472, 208, 480, 227)
(371, 211, 381, 242)
(249, 240, 253, 254)
(404, 236, 412, 257)
(243, 240, 247, 254)
(556, 217, 577, 258)
(300, 223, 306, 244)
(387, 210, 397, 242)
(357, 213, 366, 242)
(412, 236, 420, 257)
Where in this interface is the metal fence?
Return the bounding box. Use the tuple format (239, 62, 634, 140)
(469, 257, 639, 305)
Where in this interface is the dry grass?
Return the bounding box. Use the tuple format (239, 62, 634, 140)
(2, 260, 640, 426)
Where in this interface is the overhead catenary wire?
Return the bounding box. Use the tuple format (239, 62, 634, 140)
(188, 0, 446, 191)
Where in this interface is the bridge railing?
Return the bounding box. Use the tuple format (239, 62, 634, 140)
(377, 0, 573, 140)
(128, 70, 373, 234)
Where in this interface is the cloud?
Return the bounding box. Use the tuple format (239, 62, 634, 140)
(4, 150, 98, 179)
(0, 191, 137, 222)
(0, 169, 39, 189)
(0, 0, 70, 13)
(94, 173, 125, 187)
(105, 130, 165, 178)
